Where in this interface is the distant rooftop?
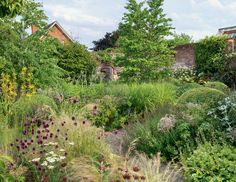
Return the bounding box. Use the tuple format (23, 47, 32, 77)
(219, 25, 236, 33)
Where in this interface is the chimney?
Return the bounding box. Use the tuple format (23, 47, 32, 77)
(31, 25, 38, 33)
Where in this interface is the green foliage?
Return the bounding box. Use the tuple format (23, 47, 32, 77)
(78, 83, 176, 130)
(117, 0, 174, 82)
(125, 113, 194, 161)
(0, 21, 63, 88)
(58, 42, 97, 84)
(178, 87, 226, 107)
(175, 82, 202, 97)
(168, 32, 193, 47)
(0, 0, 23, 17)
(208, 95, 236, 142)
(173, 67, 196, 83)
(182, 143, 236, 182)
(92, 30, 119, 51)
(88, 96, 126, 130)
(12, 94, 57, 126)
(195, 35, 228, 75)
(118, 83, 176, 114)
(204, 81, 230, 93)
(194, 35, 236, 87)
(0, 155, 17, 181)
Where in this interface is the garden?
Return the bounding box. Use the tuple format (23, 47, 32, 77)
(0, 0, 236, 182)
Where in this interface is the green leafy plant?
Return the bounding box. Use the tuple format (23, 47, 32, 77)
(0, 0, 23, 17)
(173, 67, 196, 83)
(208, 95, 236, 141)
(88, 96, 126, 130)
(181, 143, 236, 182)
(175, 82, 202, 97)
(11, 94, 57, 126)
(204, 81, 230, 93)
(0, 154, 25, 182)
(125, 113, 194, 161)
(195, 35, 228, 77)
(178, 87, 226, 107)
(58, 42, 97, 84)
(117, 0, 174, 82)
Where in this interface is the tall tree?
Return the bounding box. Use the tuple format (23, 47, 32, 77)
(92, 30, 119, 51)
(117, 0, 174, 82)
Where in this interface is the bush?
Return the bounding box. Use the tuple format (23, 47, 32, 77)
(12, 94, 57, 126)
(182, 143, 236, 181)
(204, 81, 229, 93)
(60, 82, 177, 130)
(207, 95, 236, 142)
(175, 82, 202, 97)
(195, 35, 228, 76)
(173, 67, 196, 83)
(125, 114, 194, 161)
(88, 95, 126, 130)
(0, 154, 25, 181)
(98, 83, 176, 120)
(178, 87, 226, 107)
(58, 42, 98, 84)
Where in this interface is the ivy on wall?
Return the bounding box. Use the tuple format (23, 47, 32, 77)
(195, 35, 228, 76)
(194, 35, 236, 87)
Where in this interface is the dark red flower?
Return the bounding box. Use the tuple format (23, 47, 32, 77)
(123, 173, 131, 180)
(133, 166, 140, 172)
(140, 176, 146, 180)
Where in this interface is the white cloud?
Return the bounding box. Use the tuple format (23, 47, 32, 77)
(39, 0, 236, 47)
(207, 0, 224, 9)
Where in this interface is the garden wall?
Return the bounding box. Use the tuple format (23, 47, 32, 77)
(174, 44, 195, 68)
(174, 42, 236, 69)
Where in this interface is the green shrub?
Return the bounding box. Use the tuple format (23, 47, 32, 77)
(125, 113, 194, 161)
(207, 95, 236, 142)
(204, 81, 229, 93)
(178, 87, 226, 107)
(88, 95, 127, 130)
(118, 83, 176, 114)
(195, 35, 228, 76)
(175, 82, 202, 97)
(61, 82, 177, 130)
(58, 42, 98, 83)
(182, 143, 236, 181)
(173, 67, 196, 83)
(12, 94, 57, 126)
(0, 154, 25, 181)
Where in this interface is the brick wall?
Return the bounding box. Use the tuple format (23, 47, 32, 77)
(173, 44, 195, 68)
(47, 25, 70, 44)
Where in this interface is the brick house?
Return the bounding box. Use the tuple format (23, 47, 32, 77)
(31, 21, 73, 44)
(218, 26, 236, 52)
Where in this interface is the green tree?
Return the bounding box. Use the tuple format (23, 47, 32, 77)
(92, 30, 119, 51)
(117, 0, 174, 82)
(58, 42, 98, 84)
(0, 21, 63, 90)
(0, 0, 23, 17)
(4, 0, 48, 38)
(168, 32, 193, 47)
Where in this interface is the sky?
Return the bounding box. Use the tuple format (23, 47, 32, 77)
(38, 0, 236, 48)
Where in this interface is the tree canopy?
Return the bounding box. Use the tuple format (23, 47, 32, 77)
(0, 0, 24, 17)
(92, 30, 119, 51)
(117, 0, 174, 82)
